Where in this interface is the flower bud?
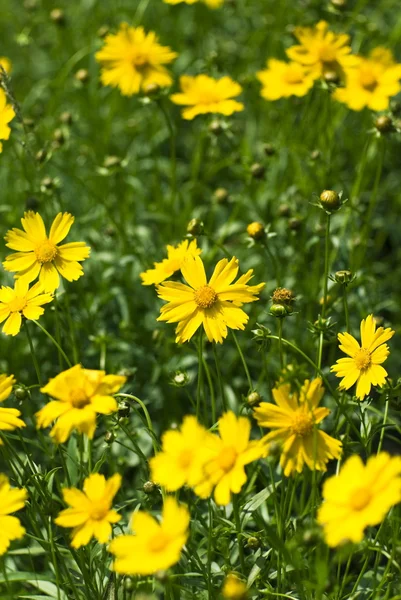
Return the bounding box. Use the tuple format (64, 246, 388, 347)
(269, 303, 287, 317)
(104, 431, 116, 444)
(247, 391, 262, 407)
(171, 370, 189, 387)
(263, 143, 275, 156)
(209, 120, 223, 135)
(319, 190, 341, 212)
(35, 149, 47, 163)
(53, 128, 65, 144)
(288, 217, 302, 230)
(334, 270, 353, 284)
(213, 187, 229, 204)
(143, 481, 156, 494)
(323, 71, 339, 84)
(187, 218, 204, 236)
(302, 528, 321, 545)
(97, 25, 109, 38)
(75, 69, 89, 83)
(59, 111, 73, 125)
(23, 118, 35, 128)
(41, 176, 54, 190)
(103, 155, 121, 169)
(331, 0, 347, 7)
(310, 149, 321, 161)
(250, 163, 265, 179)
(246, 221, 265, 240)
(118, 401, 130, 419)
(271, 287, 295, 308)
(14, 386, 29, 401)
(268, 441, 281, 457)
(246, 536, 260, 549)
(278, 204, 291, 217)
(50, 8, 65, 24)
(375, 115, 394, 134)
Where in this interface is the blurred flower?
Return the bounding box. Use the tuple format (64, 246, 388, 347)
(253, 379, 342, 476)
(0, 474, 27, 555)
(164, 0, 223, 7)
(55, 473, 121, 548)
(246, 222, 265, 240)
(0, 373, 25, 441)
(222, 573, 248, 599)
(286, 20, 357, 80)
(95, 24, 177, 96)
(257, 60, 316, 100)
(317, 453, 401, 546)
(331, 314, 394, 399)
(0, 89, 15, 153)
(0, 280, 53, 336)
(157, 255, 265, 344)
(171, 75, 244, 120)
(109, 497, 189, 575)
(150, 416, 213, 491)
(194, 411, 267, 505)
(3, 211, 91, 292)
(333, 48, 401, 111)
(140, 239, 201, 286)
(36, 365, 126, 443)
(0, 57, 12, 75)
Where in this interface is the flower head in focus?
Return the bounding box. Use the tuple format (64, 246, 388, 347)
(36, 364, 126, 443)
(95, 24, 177, 96)
(3, 211, 90, 292)
(0, 89, 15, 153)
(0, 280, 53, 336)
(253, 378, 342, 476)
(257, 60, 316, 100)
(55, 473, 121, 548)
(331, 315, 394, 399)
(140, 239, 201, 286)
(317, 453, 401, 546)
(0, 474, 27, 555)
(157, 255, 265, 344)
(109, 496, 189, 575)
(171, 75, 244, 120)
(0, 374, 25, 442)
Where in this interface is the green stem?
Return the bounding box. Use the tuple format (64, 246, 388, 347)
(232, 495, 246, 575)
(32, 319, 73, 367)
(343, 285, 350, 333)
(213, 342, 227, 412)
(277, 319, 284, 370)
(25, 321, 42, 385)
(202, 356, 216, 425)
(115, 393, 158, 455)
(207, 500, 214, 599)
(263, 242, 280, 287)
(232, 331, 253, 392)
(321, 215, 331, 319)
(377, 397, 389, 454)
(158, 99, 177, 217)
(196, 330, 204, 419)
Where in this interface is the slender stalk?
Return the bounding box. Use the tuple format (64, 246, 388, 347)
(25, 321, 42, 385)
(377, 397, 389, 454)
(207, 500, 214, 599)
(196, 330, 204, 419)
(32, 319, 73, 367)
(277, 318, 284, 370)
(232, 331, 253, 392)
(116, 393, 158, 455)
(343, 284, 350, 333)
(232, 495, 246, 574)
(202, 356, 216, 425)
(213, 342, 227, 412)
(158, 99, 177, 217)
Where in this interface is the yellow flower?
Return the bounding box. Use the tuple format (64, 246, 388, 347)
(0, 280, 53, 336)
(331, 315, 394, 400)
(150, 415, 214, 491)
(317, 453, 401, 547)
(253, 379, 342, 477)
(222, 573, 248, 599)
(0, 89, 15, 153)
(286, 20, 357, 79)
(0, 474, 27, 555)
(164, 0, 223, 7)
(333, 49, 401, 111)
(95, 24, 177, 96)
(0, 374, 25, 442)
(3, 211, 90, 292)
(194, 411, 267, 506)
(55, 473, 121, 548)
(157, 255, 265, 344)
(36, 364, 126, 443)
(0, 57, 12, 74)
(257, 60, 316, 100)
(170, 75, 244, 120)
(140, 239, 201, 286)
(109, 496, 189, 575)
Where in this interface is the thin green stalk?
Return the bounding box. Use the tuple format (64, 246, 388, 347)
(116, 393, 158, 455)
(207, 500, 214, 599)
(1, 558, 12, 600)
(263, 241, 280, 287)
(158, 99, 177, 217)
(202, 356, 216, 425)
(232, 495, 246, 575)
(32, 319, 73, 367)
(317, 214, 331, 372)
(213, 342, 227, 412)
(196, 330, 204, 419)
(377, 397, 389, 454)
(232, 331, 253, 392)
(277, 318, 284, 370)
(343, 285, 350, 333)
(25, 321, 42, 385)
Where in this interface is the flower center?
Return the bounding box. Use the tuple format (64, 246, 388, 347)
(350, 487, 371, 511)
(360, 71, 378, 92)
(9, 297, 27, 313)
(217, 446, 237, 472)
(70, 389, 90, 408)
(178, 449, 193, 469)
(34, 240, 58, 264)
(354, 348, 372, 370)
(284, 68, 304, 85)
(194, 285, 217, 309)
(291, 412, 314, 437)
(89, 502, 109, 521)
(148, 531, 170, 553)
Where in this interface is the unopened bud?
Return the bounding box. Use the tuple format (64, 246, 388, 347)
(250, 163, 265, 179)
(331, 0, 347, 7)
(171, 370, 189, 387)
(75, 69, 89, 83)
(213, 188, 229, 204)
(59, 111, 73, 125)
(278, 204, 291, 217)
(375, 115, 394, 134)
(319, 190, 341, 212)
(143, 481, 156, 494)
(41, 176, 54, 190)
(35, 149, 47, 163)
(50, 8, 65, 24)
(118, 402, 130, 418)
(310, 149, 321, 161)
(263, 143, 275, 156)
(14, 386, 29, 401)
(104, 431, 116, 444)
(97, 25, 109, 38)
(323, 70, 339, 84)
(187, 218, 204, 236)
(289, 217, 302, 230)
(247, 391, 262, 407)
(334, 270, 353, 284)
(53, 128, 65, 144)
(246, 536, 260, 549)
(209, 120, 223, 135)
(269, 303, 287, 317)
(246, 221, 265, 240)
(103, 155, 121, 169)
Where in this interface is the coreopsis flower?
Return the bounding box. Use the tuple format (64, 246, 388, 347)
(0, 280, 53, 336)
(222, 573, 248, 599)
(0, 57, 12, 74)
(0, 89, 15, 153)
(317, 453, 401, 547)
(109, 496, 189, 575)
(194, 411, 267, 506)
(286, 20, 357, 80)
(0, 374, 25, 442)
(140, 239, 201, 286)
(36, 364, 126, 443)
(331, 314, 394, 400)
(95, 24, 177, 96)
(150, 415, 214, 491)
(55, 473, 121, 548)
(164, 0, 223, 7)
(253, 379, 342, 477)
(0, 474, 27, 555)
(333, 49, 401, 111)
(157, 255, 265, 344)
(257, 60, 316, 100)
(3, 211, 90, 292)
(170, 75, 244, 120)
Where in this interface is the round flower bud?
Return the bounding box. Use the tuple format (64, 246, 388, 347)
(310, 149, 321, 161)
(278, 204, 291, 217)
(53, 128, 65, 144)
(271, 287, 295, 307)
(375, 115, 394, 134)
(247, 391, 262, 407)
(59, 111, 73, 125)
(250, 163, 266, 179)
(104, 431, 116, 444)
(323, 70, 339, 84)
(246, 536, 260, 549)
(187, 218, 204, 236)
(35, 149, 47, 163)
(288, 217, 302, 230)
(302, 528, 321, 545)
(319, 190, 341, 212)
(263, 143, 275, 156)
(14, 386, 29, 401)
(334, 270, 353, 284)
(154, 570, 168, 583)
(75, 69, 89, 83)
(209, 120, 223, 135)
(213, 188, 229, 204)
(269, 303, 287, 317)
(171, 370, 189, 387)
(143, 481, 156, 494)
(97, 25, 109, 38)
(331, 0, 347, 7)
(103, 155, 121, 169)
(50, 8, 65, 24)
(41, 176, 54, 190)
(246, 221, 265, 240)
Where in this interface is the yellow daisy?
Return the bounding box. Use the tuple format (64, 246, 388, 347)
(0, 474, 27, 555)
(0, 279, 53, 336)
(3, 211, 90, 293)
(157, 255, 265, 344)
(194, 411, 267, 506)
(164, 0, 223, 7)
(109, 496, 189, 575)
(95, 24, 177, 96)
(317, 453, 401, 547)
(253, 379, 342, 477)
(257, 59, 316, 100)
(36, 364, 126, 443)
(331, 314, 394, 400)
(286, 20, 357, 80)
(0, 373, 25, 442)
(333, 49, 401, 111)
(222, 573, 248, 599)
(140, 239, 201, 286)
(170, 75, 244, 120)
(55, 473, 121, 548)
(0, 89, 15, 153)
